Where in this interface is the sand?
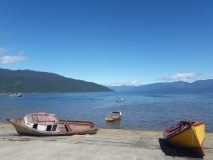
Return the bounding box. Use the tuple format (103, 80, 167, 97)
(0, 123, 212, 160)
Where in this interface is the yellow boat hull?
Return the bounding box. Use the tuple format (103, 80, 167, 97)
(164, 121, 205, 156)
(105, 116, 120, 122)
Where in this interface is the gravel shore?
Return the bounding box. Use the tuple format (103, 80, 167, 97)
(0, 123, 212, 160)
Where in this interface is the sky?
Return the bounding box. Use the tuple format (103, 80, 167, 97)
(0, 0, 213, 86)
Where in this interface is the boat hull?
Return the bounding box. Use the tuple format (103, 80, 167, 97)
(164, 121, 205, 156)
(7, 113, 98, 136)
(105, 116, 120, 122)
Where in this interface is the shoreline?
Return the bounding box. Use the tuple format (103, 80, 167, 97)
(1, 122, 212, 133)
(0, 123, 213, 160)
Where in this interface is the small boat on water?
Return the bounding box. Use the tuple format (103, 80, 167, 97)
(7, 112, 98, 136)
(105, 111, 122, 122)
(116, 98, 124, 103)
(163, 121, 205, 156)
(10, 93, 22, 97)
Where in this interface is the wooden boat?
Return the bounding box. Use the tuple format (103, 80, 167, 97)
(163, 121, 205, 156)
(105, 111, 122, 122)
(7, 112, 98, 136)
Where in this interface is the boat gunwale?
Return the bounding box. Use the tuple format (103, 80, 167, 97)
(192, 121, 205, 127)
(164, 125, 190, 140)
(164, 121, 205, 140)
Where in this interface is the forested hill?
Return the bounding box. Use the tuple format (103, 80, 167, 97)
(0, 69, 113, 93)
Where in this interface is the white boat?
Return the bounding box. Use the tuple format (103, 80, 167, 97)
(116, 98, 124, 103)
(10, 93, 22, 97)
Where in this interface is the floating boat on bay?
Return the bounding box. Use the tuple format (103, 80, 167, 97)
(116, 98, 124, 103)
(163, 121, 205, 156)
(7, 112, 98, 136)
(105, 111, 122, 122)
(10, 93, 22, 97)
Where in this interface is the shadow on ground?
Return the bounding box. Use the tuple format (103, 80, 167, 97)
(159, 138, 204, 159)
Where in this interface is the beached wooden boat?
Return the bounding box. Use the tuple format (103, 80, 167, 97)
(7, 112, 98, 136)
(105, 111, 122, 122)
(163, 121, 205, 156)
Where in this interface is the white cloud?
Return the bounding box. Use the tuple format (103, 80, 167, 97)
(0, 55, 26, 64)
(0, 47, 8, 54)
(160, 73, 203, 82)
(104, 80, 142, 86)
(0, 49, 26, 64)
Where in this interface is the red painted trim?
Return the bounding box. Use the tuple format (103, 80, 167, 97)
(164, 121, 205, 140)
(192, 121, 205, 127)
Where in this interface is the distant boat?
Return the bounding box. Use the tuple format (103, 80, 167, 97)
(10, 93, 22, 97)
(105, 111, 122, 122)
(7, 112, 98, 136)
(116, 98, 124, 103)
(163, 121, 205, 156)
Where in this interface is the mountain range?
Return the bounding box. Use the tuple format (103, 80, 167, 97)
(0, 68, 113, 93)
(108, 79, 213, 93)
(1, 68, 213, 94)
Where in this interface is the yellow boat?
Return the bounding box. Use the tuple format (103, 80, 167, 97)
(163, 121, 205, 156)
(105, 111, 122, 122)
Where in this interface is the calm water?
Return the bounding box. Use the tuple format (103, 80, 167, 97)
(0, 92, 213, 132)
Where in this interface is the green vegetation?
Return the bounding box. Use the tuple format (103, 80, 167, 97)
(0, 69, 113, 93)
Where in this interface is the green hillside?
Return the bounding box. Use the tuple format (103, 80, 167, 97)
(0, 69, 113, 93)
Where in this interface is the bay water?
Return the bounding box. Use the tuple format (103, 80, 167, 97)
(0, 91, 212, 132)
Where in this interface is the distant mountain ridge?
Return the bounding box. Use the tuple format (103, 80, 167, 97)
(108, 79, 213, 93)
(0, 68, 113, 93)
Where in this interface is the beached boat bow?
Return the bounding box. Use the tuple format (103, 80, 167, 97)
(163, 121, 205, 156)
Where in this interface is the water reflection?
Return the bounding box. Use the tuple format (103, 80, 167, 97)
(105, 119, 121, 129)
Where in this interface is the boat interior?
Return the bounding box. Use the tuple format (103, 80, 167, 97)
(10, 113, 94, 132)
(165, 121, 191, 134)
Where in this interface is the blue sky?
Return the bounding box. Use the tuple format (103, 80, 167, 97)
(0, 0, 213, 86)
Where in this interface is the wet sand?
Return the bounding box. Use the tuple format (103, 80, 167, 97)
(0, 123, 212, 160)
